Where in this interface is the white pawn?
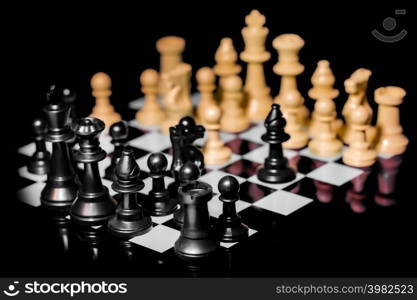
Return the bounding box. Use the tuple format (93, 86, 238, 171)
(308, 98, 343, 156)
(90, 72, 121, 128)
(196, 67, 217, 124)
(220, 75, 250, 133)
(136, 69, 165, 126)
(343, 106, 376, 167)
(202, 105, 232, 165)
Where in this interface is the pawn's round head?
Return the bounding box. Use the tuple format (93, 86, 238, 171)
(140, 69, 159, 87)
(91, 72, 111, 90)
(179, 161, 200, 183)
(218, 175, 240, 197)
(147, 152, 168, 174)
(109, 120, 129, 140)
(223, 75, 242, 92)
(32, 118, 47, 135)
(315, 98, 335, 116)
(196, 67, 215, 84)
(203, 105, 221, 124)
(350, 106, 369, 125)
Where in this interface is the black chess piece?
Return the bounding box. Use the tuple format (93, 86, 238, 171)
(174, 162, 219, 260)
(108, 148, 152, 238)
(173, 161, 201, 226)
(168, 117, 205, 202)
(70, 117, 117, 226)
(41, 85, 78, 212)
(257, 104, 296, 183)
(215, 175, 248, 242)
(143, 152, 177, 216)
(105, 121, 129, 181)
(62, 88, 77, 123)
(28, 117, 50, 175)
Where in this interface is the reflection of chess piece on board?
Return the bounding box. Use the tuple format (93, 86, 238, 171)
(308, 60, 341, 136)
(308, 98, 343, 156)
(374, 86, 408, 155)
(196, 67, 217, 124)
(375, 155, 403, 206)
(220, 75, 250, 133)
(160, 81, 183, 135)
(273, 33, 309, 126)
(90, 72, 121, 128)
(136, 69, 165, 126)
(343, 106, 376, 167)
(341, 68, 373, 144)
(156, 36, 185, 96)
(202, 105, 232, 165)
(281, 90, 308, 149)
(214, 38, 241, 109)
(240, 10, 273, 122)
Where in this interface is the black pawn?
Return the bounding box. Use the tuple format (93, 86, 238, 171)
(174, 162, 219, 260)
(173, 161, 201, 226)
(28, 118, 50, 175)
(257, 104, 296, 183)
(108, 148, 152, 238)
(70, 117, 117, 226)
(41, 85, 78, 211)
(105, 121, 129, 181)
(216, 176, 248, 242)
(144, 152, 177, 216)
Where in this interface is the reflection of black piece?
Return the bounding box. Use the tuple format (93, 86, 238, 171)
(174, 162, 219, 260)
(173, 161, 201, 226)
(105, 121, 129, 182)
(108, 148, 152, 238)
(216, 176, 248, 242)
(76, 225, 106, 261)
(28, 117, 50, 175)
(41, 85, 78, 212)
(70, 117, 117, 226)
(143, 152, 177, 216)
(257, 104, 296, 183)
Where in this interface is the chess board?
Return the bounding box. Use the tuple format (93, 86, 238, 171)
(13, 94, 409, 276)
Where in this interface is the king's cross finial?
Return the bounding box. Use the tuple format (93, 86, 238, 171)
(245, 9, 265, 27)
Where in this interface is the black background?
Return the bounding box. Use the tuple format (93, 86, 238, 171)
(4, 2, 417, 277)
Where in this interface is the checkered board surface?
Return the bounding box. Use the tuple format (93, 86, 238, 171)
(16, 94, 381, 257)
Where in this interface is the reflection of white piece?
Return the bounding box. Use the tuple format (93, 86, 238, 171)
(204, 154, 241, 170)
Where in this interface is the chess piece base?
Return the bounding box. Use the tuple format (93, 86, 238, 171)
(220, 117, 250, 133)
(136, 110, 165, 126)
(70, 187, 117, 226)
(217, 222, 249, 243)
(282, 131, 308, 150)
(343, 148, 377, 168)
(108, 209, 152, 238)
(174, 235, 220, 260)
(144, 191, 178, 216)
(376, 135, 409, 156)
(257, 157, 296, 183)
(203, 147, 232, 165)
(309, 138, 343, 157)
